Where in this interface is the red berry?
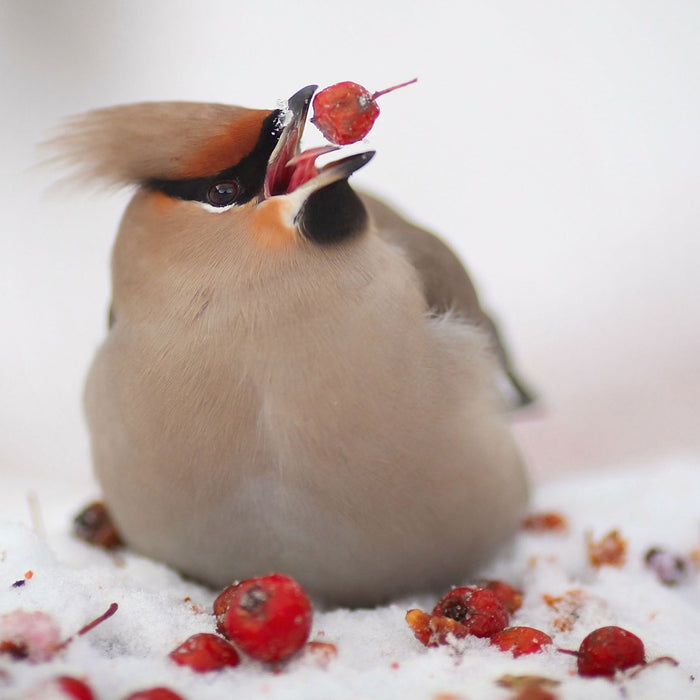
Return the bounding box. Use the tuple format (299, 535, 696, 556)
(26, 676, 96, 700)
(213, 583, 241, 635)
(312, 82, 378, 145)
(56, 677, 96, 700)
(432, 586, 509, 638)
(311, 79, 417, 145)
(576, 626, 645, 677)
(479, 579, 524, 615)
(169, 632, 240, 672)
(123, 689, 186, 700)
(490, 627, 553, 657)
(222, 573, 312, 663)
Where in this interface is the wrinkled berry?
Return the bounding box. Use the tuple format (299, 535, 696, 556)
(405, 609, 471, 647)
(432, 586, 509, 638)
(311, 79, 416, 145)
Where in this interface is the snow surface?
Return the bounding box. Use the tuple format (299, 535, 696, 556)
(1, 458, 699, 700)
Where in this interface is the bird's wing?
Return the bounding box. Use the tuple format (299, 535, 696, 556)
(360, 191, 535, 409)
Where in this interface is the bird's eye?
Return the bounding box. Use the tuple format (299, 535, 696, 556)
(207, 181, 239, 207)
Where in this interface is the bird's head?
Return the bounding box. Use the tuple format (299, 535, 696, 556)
(53, 86, 376, 317)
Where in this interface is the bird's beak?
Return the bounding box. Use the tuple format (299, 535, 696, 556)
(263, 85, 374, 200)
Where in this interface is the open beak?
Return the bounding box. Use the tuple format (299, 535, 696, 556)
(263, 85, 374, 200)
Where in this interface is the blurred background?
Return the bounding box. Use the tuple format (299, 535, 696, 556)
(1, 0, 698, 495)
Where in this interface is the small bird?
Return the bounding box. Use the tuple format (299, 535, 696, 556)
(56, 86, 531, 606)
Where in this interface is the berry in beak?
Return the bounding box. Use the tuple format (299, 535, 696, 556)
(264, 85, 374, 200)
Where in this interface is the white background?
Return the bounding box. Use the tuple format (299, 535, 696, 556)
(1, 0, 698, 489)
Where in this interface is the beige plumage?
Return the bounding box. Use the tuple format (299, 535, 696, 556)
(57, 86, 530, 606)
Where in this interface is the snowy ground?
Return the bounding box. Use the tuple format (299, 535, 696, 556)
(1, 457, 698, 700)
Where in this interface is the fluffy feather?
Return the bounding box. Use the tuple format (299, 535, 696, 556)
(45, 101, 273, 187)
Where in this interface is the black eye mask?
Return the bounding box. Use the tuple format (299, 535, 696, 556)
(147, 110, 283, 207)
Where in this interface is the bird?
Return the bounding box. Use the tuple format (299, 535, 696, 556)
(54, 85, 531, 606)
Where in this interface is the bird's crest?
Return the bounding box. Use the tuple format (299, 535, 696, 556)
(45, 101, 274, 188)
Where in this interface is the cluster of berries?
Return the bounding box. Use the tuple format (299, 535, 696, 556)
(2, 574, 313, 700)
(172, 572, 312, 671)
(404, 550, 678, 682)
(406, 580, 553, 657)
(9, 501, 690, 697)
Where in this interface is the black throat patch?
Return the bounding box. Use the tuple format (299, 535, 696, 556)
(296, 180, 368, 245)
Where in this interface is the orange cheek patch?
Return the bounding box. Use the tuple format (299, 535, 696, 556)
(181, 109, 275, 178)
(248, 199, 299, 251)
(146, 190, 177, 216)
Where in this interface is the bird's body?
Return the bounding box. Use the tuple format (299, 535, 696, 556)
(60, 87, 529, 605)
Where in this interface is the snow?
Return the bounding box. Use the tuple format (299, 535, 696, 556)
(1, 459, 699, 699)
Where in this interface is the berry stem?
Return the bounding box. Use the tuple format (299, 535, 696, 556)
(53, 603, 119, 652)
(556, 648, 580, 657)
(629, 656, 679, 678)
(77, 602, 118, 637)
(371, 78, 418, 101)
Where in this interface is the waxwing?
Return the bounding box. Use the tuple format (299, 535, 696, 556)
(55, 86, 531, 606)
